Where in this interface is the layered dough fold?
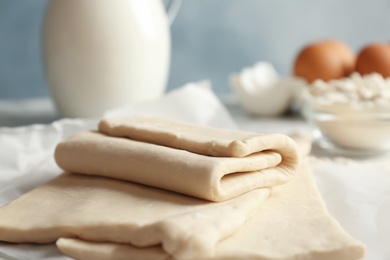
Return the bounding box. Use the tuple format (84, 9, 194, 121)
(0, 116, 365, 259)
(55, 116, 300, 202)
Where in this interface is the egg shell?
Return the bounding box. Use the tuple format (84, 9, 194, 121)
(355, 43, 390, 78)
(293, 39, 355, 83)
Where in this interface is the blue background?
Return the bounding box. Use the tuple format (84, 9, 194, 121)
(1, 0, 390, 99)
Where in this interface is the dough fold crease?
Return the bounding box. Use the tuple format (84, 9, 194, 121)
(55, 116, 300, 202)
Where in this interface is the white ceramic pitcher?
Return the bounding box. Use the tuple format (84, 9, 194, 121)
(43, 0, 180, 118)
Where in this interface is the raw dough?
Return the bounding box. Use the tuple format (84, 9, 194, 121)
(0, 116, 364, 259)
(99, 116, 299, 158)
(56, 116, 300, 202)
(0, 172, 269, 259)
(56, 159, 365, 260)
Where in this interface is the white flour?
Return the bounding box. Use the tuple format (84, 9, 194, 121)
(309, 72, 390, 108)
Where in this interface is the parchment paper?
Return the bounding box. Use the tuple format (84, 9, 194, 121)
(0, 81, 389, 260)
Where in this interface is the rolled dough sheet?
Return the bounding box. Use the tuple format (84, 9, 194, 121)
(0, 172, 269, 259)
(56, 159, 365, 260)
(56, 123, 300, 202)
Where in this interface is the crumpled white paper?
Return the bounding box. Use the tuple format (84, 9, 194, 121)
(0, 81, 389, 260)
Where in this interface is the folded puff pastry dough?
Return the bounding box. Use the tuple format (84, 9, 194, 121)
(55, 116, 300, 202)
(0, 117, 365, 259)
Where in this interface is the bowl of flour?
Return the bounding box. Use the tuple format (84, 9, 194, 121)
(303, 72, 390, 155)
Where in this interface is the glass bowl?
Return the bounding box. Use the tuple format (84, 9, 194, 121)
(303, 101, 390, 156)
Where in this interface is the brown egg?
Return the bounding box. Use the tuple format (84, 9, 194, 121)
(293, 39, 356, 83)
(355, 43, 390, 78)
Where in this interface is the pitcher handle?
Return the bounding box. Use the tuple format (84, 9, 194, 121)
(166, 0, 182, 25)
